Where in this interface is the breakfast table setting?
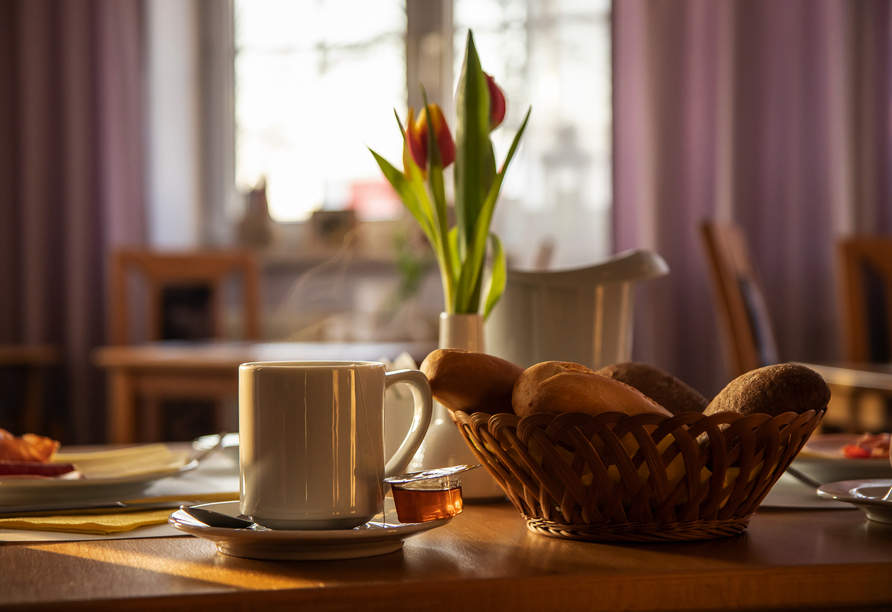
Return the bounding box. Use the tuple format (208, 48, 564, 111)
(3, 30, 892, 612)
(2, 346, 892, 612)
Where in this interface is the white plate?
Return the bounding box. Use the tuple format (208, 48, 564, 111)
(816, 479, 892, 524)
(792, 434, 892, 484)
(0, 445, 195, 506)
(168, 499, 452, 560)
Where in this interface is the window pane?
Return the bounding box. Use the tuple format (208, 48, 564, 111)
(454, 0, 612, 268)
(235, 0, 407, 222)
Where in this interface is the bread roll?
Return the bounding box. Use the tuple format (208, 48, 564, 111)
(420, 349, 523, 415)
(705, 363, 831, 418)
(512, 361, 673, 418)
(596, 362, 709, 416)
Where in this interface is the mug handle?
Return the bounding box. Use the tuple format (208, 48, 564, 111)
(383, 369, 433, 478)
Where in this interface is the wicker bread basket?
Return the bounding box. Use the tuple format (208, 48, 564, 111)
(451, 407, 825, 542)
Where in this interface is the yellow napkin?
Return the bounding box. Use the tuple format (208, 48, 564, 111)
(0, 492, 239, 535)
(0, 510, 176, 535)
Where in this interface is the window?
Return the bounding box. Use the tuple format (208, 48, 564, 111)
(232, 0, 612, 267)
(234, 0, 407, 222)
(454, 0, 613, 268)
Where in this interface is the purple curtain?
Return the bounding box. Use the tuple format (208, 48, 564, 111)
(0, 0, 146, 443)
(614, 0, 892, 398)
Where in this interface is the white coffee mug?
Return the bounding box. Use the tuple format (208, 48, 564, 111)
(239, 361, 433, 530)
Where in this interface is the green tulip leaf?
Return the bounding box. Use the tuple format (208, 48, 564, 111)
(483, 233, 507, 320)
(447, 227, 461, 286)
(498, 106, 531, 174)
(369, 148, 433, 240)
(453, 106, 530, 312)
(454, 31, 495, 257)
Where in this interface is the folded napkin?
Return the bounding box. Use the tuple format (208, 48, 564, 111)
(0, 510, 176, 535)
(0, 491, 238, 535)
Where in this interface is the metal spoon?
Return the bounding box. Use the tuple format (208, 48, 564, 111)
(785, 465, 823, 489)
(181, 505, 258, 530)
(191, 431, 229, 465)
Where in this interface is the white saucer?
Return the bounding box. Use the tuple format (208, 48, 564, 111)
(816, 479, 892, 524)
(168, 499, 452, 560)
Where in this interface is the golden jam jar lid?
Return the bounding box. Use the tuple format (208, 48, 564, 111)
(384, 464, 480, 487)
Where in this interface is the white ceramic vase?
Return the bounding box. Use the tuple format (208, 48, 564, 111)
(408, 312, 506, 500)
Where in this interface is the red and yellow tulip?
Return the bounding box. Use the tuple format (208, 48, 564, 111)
(404, 104, 456, 176)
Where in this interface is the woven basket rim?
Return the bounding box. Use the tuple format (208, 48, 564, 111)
(451, 407, 826, 542)
(451, 406, 828, 422)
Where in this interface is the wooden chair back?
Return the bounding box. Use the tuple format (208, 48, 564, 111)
(700, 221, 779, 377)
(110, 249, 261, 345)
(838, 237, 892, 363)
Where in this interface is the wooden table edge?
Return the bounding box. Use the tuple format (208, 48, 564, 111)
(8, 561, 891, 612)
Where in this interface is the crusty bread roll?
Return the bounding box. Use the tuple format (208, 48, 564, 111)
(705, 363, 831, 418)
(512, 361, 673, 418)
(596, 362, 709, 416)
(420, 349, 523, 415)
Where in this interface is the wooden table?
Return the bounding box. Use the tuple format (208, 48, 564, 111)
(801, 361, 892, 391)
(92, 341, 437, 444)
(1, 501, 891, 611)
(798, 361, 892, 432)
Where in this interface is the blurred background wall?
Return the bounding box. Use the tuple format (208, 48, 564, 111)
(1, 0, 891, 440)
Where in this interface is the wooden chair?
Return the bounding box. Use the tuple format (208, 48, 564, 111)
(838, 237, 892, 363)
(0, 344, 61, 435)
(108, 249, 261, 441)
(837, 237, 892, 431)
(699, 221, 780, 378)
(110, 250, 261, 345)
(700, 222, 866, 432)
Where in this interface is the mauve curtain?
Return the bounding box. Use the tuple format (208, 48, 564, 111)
(614, 0, 892, 398)
(0, 0, 146, 443)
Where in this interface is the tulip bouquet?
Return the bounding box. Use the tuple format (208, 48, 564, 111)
(370, 31, 530, 319)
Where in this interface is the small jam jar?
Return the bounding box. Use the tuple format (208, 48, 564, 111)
(384, 465, 480, 524)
